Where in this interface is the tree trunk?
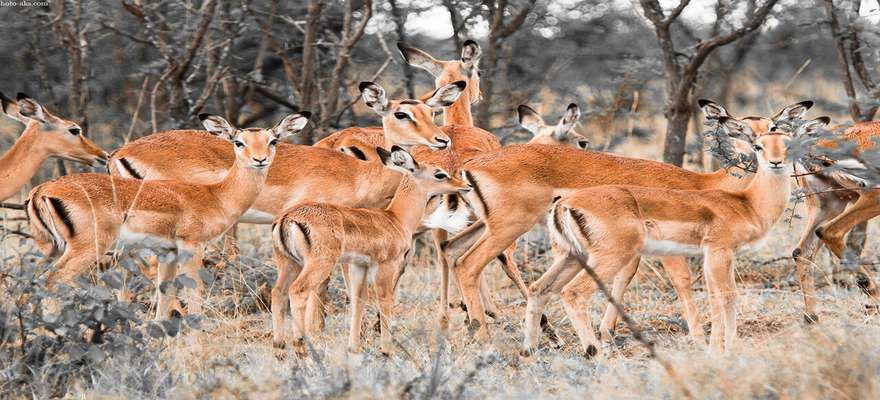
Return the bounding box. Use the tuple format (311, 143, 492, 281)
(663, 107, 691, 166)
(389, 0, 415, 99)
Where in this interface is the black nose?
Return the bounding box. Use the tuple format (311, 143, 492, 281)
(253, 157, 267, 163)
(770, 161, 782, 167)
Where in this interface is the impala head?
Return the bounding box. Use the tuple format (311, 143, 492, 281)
(718, 114, 829, 175)
(377, 145, 471, 194)
(398, 40, 482, 105)
(519, 103, 589, 149)
(0, 92, 108, 166)
(199, 112, 311, 170)
(360, 81, 462, 149)
(699, 99, 815, 137)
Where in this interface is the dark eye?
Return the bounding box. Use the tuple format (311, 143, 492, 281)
(753, 145, 763, 151)
(234, 141, 245, 148)
(68, 127, 81, 136)
(394, 112, 409, 120)
(434, 171, 449, 180)
(269, 139, 278, 147)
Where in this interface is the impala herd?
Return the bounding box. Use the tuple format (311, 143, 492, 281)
(1, 40, 879, 357)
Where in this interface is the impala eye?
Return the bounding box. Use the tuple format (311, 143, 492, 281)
(434, 171, 449, 180)
(753, 144, 763, 151)
(269, 139, 278, 147)
(234, 140, 245, 148)
(394, 112, 409, 120)
(68, 127, 81, 136)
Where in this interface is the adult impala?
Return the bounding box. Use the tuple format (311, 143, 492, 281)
(28, 113, 309, 318)
(523, 116, 826, 356)
(0, 92, 107, 201)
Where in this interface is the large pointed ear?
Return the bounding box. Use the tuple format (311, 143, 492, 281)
(398, 42, 445, 77)
(698, 99, 730, 120)
(378, 145, 418, 173)
(461, 39, 481, 70)
(517, 104, 544, 135)
(0, 92, 26, 123)
(772, 100, 813, 123)
(718, 116, 756, 142)
(424, 81, 466, 109)
(553, 103, 580, 140)
(199, 113, 236, 140)
(273, 111, 311, 139)
(16, 93, 48, 123)
(797, 116, 830, 136)
(359, 81, 389, 115)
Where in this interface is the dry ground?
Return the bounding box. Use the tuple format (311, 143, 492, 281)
(3, 210, 873, 399)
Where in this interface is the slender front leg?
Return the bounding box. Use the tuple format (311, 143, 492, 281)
(705, 247, 736, 354)
(375, 261, 399, 356)
(271, 243, 302, 348)
(521, 254, 582, 355)
(155, 259, 178, 320)
(660, 256, 703, 343)
(177, 242, 206, 316)
(433, 229, 452, 328)
(347, 264, 368, 353)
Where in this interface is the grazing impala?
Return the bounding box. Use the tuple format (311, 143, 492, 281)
(443, 100, 816, 342)
(0, 92, 108, 201)
(523, 116, 827, 356)
(271, 146, 471, 354)
(27, 112, 309, 318)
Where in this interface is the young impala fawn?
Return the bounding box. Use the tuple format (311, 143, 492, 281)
(0, 92, 107, 201)
(522, 116, 827, 356)
(788, 120, 880, 320)
(444, 100, 816, 342)
(27, 112, 309, 318)
(270, 146, 471, 354)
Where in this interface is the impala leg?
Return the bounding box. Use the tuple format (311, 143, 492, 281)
(433, 229, 453, 328)
(375, 260, 399, 356)
(704, 247, 736, 354)
(155, 259, 178, 320)
(598, 256, 640, 341)
(455, 215, 539, 342)
(288, 256, 336, 355)
(177, 242, 206, 316)
(271, 243, 302, 348)
(817, 191, 880, 298)
(661, 256, 703, 342)
(792, 194, 846, 322)
(347, 263, 368, 353)
(521, 253, 582, 355)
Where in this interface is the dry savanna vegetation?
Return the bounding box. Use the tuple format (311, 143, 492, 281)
(1, 0, 880, 399)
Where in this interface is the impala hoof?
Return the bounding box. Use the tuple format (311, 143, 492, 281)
(273, 340, 286, 349)
(519, 348, 533, 358)
(857, 274, 877, 296)
(814, 227, 825, 239)
(791, 248, 801, 259)
(583, 344, 599, 359)
(485, 310, 498, 319)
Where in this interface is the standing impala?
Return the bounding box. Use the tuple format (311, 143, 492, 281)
(271, 146, 471, 354)
(443, 100, 816, 342)
(28, 113, 309, 318)
(523, 116, 827, 356)
(0, 92, 108, 201)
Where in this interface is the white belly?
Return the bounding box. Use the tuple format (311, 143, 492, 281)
(239, 208, 274, 224)
(422, 202, 472, 234)
(641, 239, 703, 257)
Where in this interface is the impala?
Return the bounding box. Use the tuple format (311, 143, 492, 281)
(271, 146, 471, 354)
(523, 116, 827, 356)
(443, 100, 816, 342)
(0, 92, 107, 201)
(27, 112, 309, 318)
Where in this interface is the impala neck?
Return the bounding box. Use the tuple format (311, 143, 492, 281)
(209, 158, 268, 221)
(701, 166, 757, 191)
(743, 165, 792, 229)
(0, 122, 50, 201)
(386, 174, 429, 236)
(443, 88, 474, 127)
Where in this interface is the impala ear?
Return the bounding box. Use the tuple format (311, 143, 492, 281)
(359, 81, 389, 115)
(698, 99, 730, 120)
(424, 81, 466, 109)
(199, 113, 236, 140)
(273, 111, 311, 139)
(16, 93, 48, 123)
(772, 100, 813, 123)
(517, 104, 544, 135)
(0, 92, 26, 123)
(461, 39, 481, 70)
(380, 144, 419, 173)
(553, 103, 580, 140)
(797, 116, 831, 136)
(398, 42, 445, 77)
